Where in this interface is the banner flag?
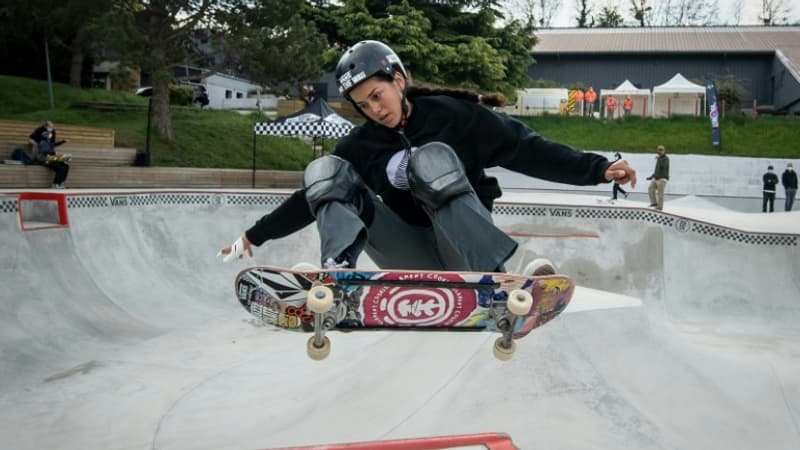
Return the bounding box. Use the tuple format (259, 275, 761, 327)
(705, 79, 722, 149)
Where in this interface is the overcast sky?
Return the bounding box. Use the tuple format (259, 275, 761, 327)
(516, 0, 798, 28)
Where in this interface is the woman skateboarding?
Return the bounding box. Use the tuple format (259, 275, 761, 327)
(220, 40, 636, 274)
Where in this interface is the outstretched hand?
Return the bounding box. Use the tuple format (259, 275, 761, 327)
(218, 234, 253, 262)
(605, 159, 637, 189)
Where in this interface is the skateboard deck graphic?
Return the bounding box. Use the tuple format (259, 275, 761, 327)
(235, 266, 574, 343)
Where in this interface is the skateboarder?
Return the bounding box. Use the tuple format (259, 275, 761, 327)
(220, 40, 636, 274)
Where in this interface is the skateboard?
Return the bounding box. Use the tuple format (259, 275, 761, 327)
(44, 153, 72, 163)
(234, 265, 575, 361)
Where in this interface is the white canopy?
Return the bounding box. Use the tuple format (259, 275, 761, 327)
(653, 73, 705, 94)
(600, 79, 650, 97)
(600, 80, 651, 118)
(652, 73, 705, 117)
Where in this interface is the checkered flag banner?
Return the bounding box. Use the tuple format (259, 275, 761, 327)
(254, 120, 353, 138)
(253, 98, 355, 139)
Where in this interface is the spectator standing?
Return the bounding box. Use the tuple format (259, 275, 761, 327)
(623, 96, 633, 118)
(584, 87, 597, 117)
(762, 165, 779, 213)
(605, 95, 617, 119)
(612, 152, 628, 200)
(781, 163, 797, 211)
(646, 145, 669, 210)
(29, 120, 70, 188)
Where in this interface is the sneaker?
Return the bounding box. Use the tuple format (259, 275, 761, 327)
(51, 183, 64, 189)
(523, 258, 556, 277)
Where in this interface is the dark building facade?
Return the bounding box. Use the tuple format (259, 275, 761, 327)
(530, 27, 800, 114)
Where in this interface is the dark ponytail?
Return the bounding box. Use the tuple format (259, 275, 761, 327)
(406, 85, 506, 107)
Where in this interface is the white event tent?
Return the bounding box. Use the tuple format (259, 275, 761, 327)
(652, 73, 706, 118)
(600, 80, 651, 118)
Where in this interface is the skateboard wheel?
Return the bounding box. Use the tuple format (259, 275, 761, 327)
(291, 262, 318, 271)
(492, 337, 516, 361)
(307, 336, 331, 360)
(307, 285, 334, 313)
(507, 289, 533, 315)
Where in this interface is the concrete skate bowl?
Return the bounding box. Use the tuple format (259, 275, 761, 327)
(0, 190, 798, 450)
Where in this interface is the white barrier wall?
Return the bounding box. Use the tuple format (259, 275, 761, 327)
(489, 152, 799, 199)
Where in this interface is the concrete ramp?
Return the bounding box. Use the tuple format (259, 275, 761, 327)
(0, 190, 798, 450)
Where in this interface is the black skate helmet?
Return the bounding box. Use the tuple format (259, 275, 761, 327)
(335, 40, 408, 100)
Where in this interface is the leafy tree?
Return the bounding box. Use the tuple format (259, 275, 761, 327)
(489, 19, 537, 94)
(51, 0, 115, 87)
(330, 0, 442, 80)
(91, 0, 325, 141)
(664, 0, 719, 26)
(759, 0, 792, 25)
(216, 0, 327, 89)
(628, 0, 652, 26)
(714, 75, 745, 114)
(596, 5, 625, 27)
(90, 0, 219, 141)
(503, 0, 563, 27)
(0, 0, 112, 87)
(328, 0, 533, 97)
(574, 0, 595, 27)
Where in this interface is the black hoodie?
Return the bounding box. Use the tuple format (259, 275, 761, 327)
(246, 95, 611, 246)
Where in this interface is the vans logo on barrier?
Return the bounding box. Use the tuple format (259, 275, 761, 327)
(549, 208, 572, 217)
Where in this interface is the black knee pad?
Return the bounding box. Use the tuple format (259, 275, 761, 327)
(304, 155, 366, 216)
(407, 142, 473, 210)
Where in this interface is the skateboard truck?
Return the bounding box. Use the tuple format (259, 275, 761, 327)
(492, 289, 533, 361)
(306, 284, 336, 360)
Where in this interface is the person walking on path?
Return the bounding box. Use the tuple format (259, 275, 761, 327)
(612, 152, 628, 200)
(646, 145, 669, 210)
(781, 163, 796, 211)
(762, 165, 779, 213)
(219, 40, 637, 274)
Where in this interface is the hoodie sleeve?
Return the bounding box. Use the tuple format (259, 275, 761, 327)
(473, 107, 611, 186)
(244, 189, 315, 246)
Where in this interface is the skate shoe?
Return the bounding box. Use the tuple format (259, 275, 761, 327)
(523, 258, 557, 276)
(323, 255, 351, 269)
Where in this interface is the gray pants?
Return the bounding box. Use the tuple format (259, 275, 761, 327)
(307, 148, 517, 272)
(648, 178, 668, 210)
(316, 191, 516, 272)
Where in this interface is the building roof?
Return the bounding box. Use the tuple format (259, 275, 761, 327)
(533, 27, 800, 78)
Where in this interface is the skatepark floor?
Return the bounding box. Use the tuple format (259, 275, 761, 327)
(0, 188, 798, 450)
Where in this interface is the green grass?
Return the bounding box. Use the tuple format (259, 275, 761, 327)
(1, 75, 798, 170)
(521, 114, 800, 157)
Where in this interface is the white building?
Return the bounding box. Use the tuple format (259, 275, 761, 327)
(203, 73, 277, 111)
